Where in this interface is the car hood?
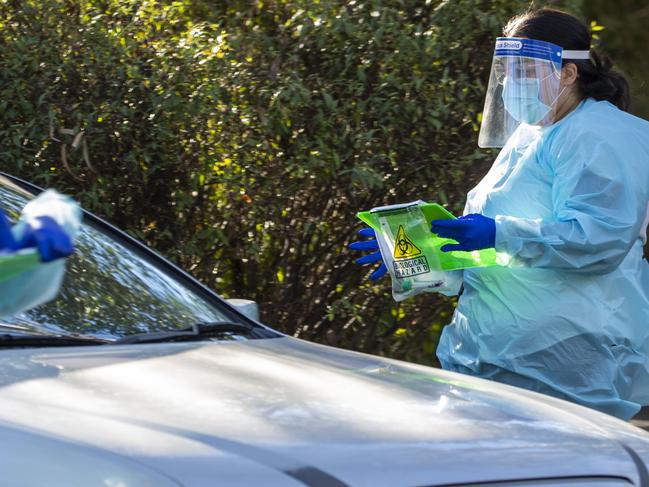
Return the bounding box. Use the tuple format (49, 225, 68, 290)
(0, 336, 648, 487)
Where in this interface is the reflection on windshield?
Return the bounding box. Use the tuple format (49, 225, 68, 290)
(0, 181, 229, 338)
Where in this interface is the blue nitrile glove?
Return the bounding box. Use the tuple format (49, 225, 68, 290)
(431, 213, 496, 252)
(17, 216, 74, 263)
(348, 227, 388, 281)
(0, 211, 17, 253)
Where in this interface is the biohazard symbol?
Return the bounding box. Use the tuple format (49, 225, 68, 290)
(393, 225, 422, 259)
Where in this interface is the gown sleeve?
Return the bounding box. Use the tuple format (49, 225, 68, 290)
(494, 130, 648, 274)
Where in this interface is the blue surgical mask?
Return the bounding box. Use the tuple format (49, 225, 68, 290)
(501, 76, 551, 125)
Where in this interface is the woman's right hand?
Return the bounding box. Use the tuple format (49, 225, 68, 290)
(348, 227, 388, 281)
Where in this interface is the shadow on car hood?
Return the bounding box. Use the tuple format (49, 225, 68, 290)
(0, 336, 647, 486)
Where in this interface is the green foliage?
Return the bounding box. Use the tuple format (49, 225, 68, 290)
(2, 0, 623, 366)
(580, 0, 649, 119)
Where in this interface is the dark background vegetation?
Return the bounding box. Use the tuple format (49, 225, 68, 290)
(1, 0, 647, 366)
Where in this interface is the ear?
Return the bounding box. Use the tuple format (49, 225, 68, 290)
(561, 63, 579, 87)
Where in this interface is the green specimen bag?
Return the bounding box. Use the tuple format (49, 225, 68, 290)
(0, 250, 40, 284)
(357, 201, 498, 301)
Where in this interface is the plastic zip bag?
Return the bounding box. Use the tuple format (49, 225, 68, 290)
(0, 250, 40, 284)
(357, 201, 498, 301)
(0, 190, 81, 318)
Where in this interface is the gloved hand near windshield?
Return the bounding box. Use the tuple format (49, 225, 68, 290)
(0, 211, 15, 254)
(0, 190, 81, 318)
(0, 210, 74, 262)
(431, 214, 496, 252)
(17, 216, 74, 262)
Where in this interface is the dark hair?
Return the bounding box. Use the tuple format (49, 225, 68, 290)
(504, 8, 630, 111)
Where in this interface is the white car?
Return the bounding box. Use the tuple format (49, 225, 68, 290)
(1, 173, 649, 487)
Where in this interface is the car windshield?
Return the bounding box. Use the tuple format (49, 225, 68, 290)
(0, 177, 235, 339)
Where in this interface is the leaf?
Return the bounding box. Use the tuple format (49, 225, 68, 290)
(590, 20, 605, 32)
(323, 92, 337, 110)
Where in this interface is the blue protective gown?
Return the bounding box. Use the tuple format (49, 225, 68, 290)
(437, 98, 649, 420)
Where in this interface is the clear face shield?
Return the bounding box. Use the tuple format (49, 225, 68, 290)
(478, 38, 590, 148)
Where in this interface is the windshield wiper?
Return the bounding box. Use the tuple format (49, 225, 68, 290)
(0, 332, 110, 348)
(0, 321, 256, 348)
(111, 321, 255, 345)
